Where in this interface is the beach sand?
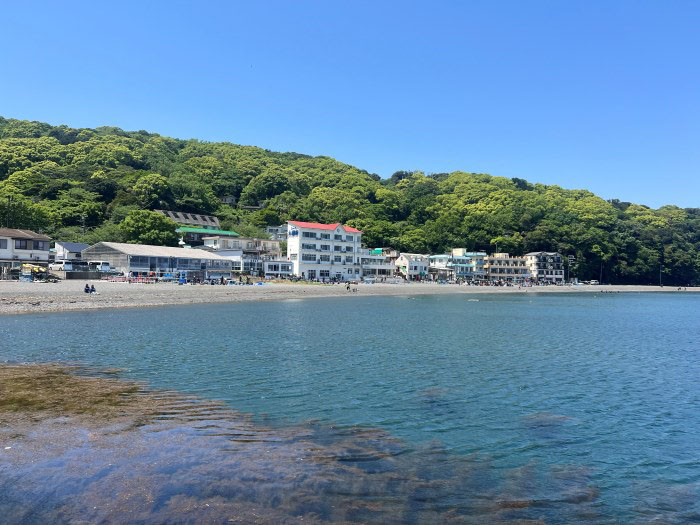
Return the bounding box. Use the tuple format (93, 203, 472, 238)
(0, 279, 696, 315)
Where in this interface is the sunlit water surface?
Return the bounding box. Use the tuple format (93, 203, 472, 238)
(1, 293, 699, 522)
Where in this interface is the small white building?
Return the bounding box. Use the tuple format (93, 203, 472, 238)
(287, 221, 362, 281)
(0, 228, 51, 278)
(54, 241, 89, 261)
(525, 252, 565, 283)
(395, 253, 429, 281)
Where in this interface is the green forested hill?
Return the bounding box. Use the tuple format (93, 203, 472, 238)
(0, 116, 698, 284)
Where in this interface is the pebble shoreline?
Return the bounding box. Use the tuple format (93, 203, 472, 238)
(0, 280, 696, 315)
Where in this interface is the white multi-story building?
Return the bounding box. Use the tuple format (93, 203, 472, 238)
(287, 221, 362, 281)
(525, 252, 564, 283)
(395, 253, 429, 281)
(358, 248, 395, 279)
(197, 235, 282, 275)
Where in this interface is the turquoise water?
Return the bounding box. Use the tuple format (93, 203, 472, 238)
(2, 292, 700, 521)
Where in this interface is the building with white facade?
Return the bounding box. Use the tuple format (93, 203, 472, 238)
(263, 260, 293, 279)
(358, 248, 395, 279)
(428, 254, 456, 281)
(54, 241, 89, 262)
(484, 253, 530, 282)
(395, 253, 429, 281)
(287, 221, 362, 281)
(525, 252, 564, 283)
(196, 235, 282, 275)
(0, 228, 51, 278)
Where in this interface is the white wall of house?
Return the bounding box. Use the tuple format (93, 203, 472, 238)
(0, 235, 50, 267)
(287, 222, 362, 281)
(395, 254, 429, 280)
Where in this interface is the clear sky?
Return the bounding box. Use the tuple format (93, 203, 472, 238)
(2, 1, 698, 208)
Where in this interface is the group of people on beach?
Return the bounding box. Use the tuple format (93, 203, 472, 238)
(83, 283, 97, 294)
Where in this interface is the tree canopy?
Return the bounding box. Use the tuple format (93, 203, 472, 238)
(0, 116, 698, 284)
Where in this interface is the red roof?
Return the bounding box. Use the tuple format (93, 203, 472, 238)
(288, 221, 362, 233)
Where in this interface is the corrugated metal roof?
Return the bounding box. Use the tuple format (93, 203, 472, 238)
(94, 242, 233, 260)
(175, 227, 239, 236)
(0, 228, 51, 241)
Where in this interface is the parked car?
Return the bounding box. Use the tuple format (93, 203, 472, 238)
(49, 260, 73, 271)
(88, 261, 111, 272)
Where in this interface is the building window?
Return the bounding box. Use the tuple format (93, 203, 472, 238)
(345, 246, 353, 252)
(302, 254, 316, 262)
(334, 255, 342, 262)
(320, 244, 330, 251)
(334, 246, 342, 252)
(290, 254, 297, 260)
(346, 235, 353, 242)
(302, 243, 316, 250)
(321, 233, 330, 240)
(14, 240, 28, 250)
(0, 239, 7, 250)
(334, 234, 343, 241)
(347, 269, 352, 274)
(320, 270, 330, 277)
(345, 256, 353, 263)
(320, 255, 330, 262)
(302, 232, 317, 239)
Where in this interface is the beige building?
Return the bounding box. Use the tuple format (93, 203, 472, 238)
(525, 252, 565, 283)
(484, 253, 530, 282)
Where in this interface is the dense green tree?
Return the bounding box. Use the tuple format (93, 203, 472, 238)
(119, 210, 178, 246)
(1, 116, 698, 284)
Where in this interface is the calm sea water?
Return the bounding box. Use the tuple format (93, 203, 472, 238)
(2, 292, 700, 522)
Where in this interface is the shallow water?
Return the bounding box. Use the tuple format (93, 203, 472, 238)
(2, 293, 700, 522)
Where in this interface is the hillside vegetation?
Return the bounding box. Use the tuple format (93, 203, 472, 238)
(0, 116, 698, 284)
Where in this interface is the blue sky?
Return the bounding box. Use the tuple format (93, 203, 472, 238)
(2, 1, 698, 208)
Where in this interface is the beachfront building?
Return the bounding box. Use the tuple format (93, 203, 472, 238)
(81, 242, 233, 280)
(450, 249, 487, 281)
(428, 255, 456, 281)
(263, 259, 293, 279)
(287, 221, 362, 281)
(484, 253, 530, 283)
(525, 252, 564, 283)
(358, 248, 396, 280)
(195, 236, 282, 275)
(53, 241, 89, 262)
(0, 228, 51, 278)
(395, 253, 429, 281)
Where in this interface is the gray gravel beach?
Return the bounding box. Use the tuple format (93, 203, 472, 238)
(0, 280, 696, 315)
